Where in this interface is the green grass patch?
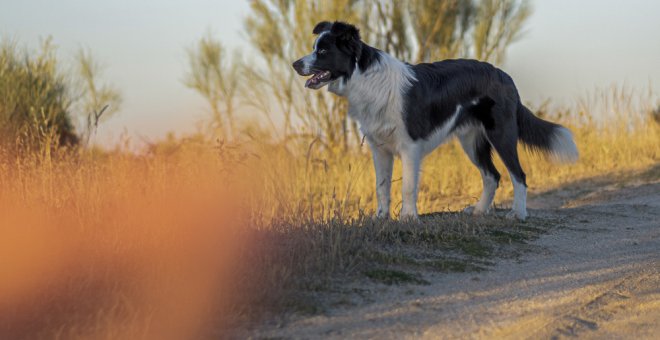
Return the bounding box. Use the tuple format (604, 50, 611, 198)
(486, 229, 528, 244)
(367, 250, 417, 265)
(454, 238, 492, 257)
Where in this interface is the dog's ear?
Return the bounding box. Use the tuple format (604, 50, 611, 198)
(330, 22, 361, 42)
(330, 22, 362, 60)
(313, 21, 332, 35)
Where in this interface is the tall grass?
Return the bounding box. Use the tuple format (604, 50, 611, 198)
(230, 86, 660, 323)
(0, 143, 250, 338)
(1, 86, 659, 337)
(249, 87, 660, 221)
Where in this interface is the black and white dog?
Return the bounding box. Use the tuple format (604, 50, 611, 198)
(293, 21, 578, 221)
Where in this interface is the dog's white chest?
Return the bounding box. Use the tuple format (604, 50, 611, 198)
(345, 59, 415, 154)
(348, 100, 404, 154)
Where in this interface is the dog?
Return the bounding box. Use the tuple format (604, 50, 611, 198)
(292, 21, 578, 220)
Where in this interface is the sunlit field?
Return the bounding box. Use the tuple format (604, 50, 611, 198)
(2, 1, 660, 337)
(1, 87, 658, 337)
(255, 87, 660, 221)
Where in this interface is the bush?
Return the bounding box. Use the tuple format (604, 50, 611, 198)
(0, 38, 120, 153)
(0, 39, 77, 150)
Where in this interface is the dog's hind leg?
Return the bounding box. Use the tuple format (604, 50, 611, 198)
(485, 118, 528, 221)
(458, 128, 500, 215)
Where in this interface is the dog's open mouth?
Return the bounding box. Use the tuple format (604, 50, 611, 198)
(305, 70, 332, 88)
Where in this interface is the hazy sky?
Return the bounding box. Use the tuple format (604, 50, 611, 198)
(2, 0, 659, 144)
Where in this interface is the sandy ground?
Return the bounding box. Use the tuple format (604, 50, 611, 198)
(251, 173, 660, 339)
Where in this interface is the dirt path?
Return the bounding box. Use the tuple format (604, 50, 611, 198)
(252, 173, 660, 339)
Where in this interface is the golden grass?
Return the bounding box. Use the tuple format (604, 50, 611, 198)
(251, 118, 660, 221)
(1, 94, 659, 337)
(0, 144, 249, 338)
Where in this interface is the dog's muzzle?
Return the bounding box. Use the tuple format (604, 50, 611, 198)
(292, 59, 309, 76)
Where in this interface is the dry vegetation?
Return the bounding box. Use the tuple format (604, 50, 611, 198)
(2, 1, 660, 338)
(2, 88, 658, 338)
(0, 143, 250, 338)
(250, 86, 660, 221)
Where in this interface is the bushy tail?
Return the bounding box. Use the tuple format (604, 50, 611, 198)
(517, 103, 578, 163)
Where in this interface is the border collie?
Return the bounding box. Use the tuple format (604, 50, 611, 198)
(292, 21, 578, 220)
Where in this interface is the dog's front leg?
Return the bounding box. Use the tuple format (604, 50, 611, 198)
(400, 145, 422, 219)
(369, 141, 393, 218)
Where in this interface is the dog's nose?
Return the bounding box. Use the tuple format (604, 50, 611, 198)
(292, 59, 303, 73)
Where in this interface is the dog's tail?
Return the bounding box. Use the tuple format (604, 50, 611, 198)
(516, 103, 578, 163)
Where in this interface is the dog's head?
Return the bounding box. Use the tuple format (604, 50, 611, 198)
(292, 21, 362, 90)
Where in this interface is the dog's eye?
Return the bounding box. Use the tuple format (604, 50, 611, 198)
(318, 49, 327, 55)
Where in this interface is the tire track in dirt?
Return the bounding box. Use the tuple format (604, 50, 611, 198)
(512, 266, 660, 339)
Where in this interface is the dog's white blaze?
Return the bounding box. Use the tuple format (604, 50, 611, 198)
(313, 31, 328, 51)
(302, 31, 330, 75)
(550, 126, 579, 163)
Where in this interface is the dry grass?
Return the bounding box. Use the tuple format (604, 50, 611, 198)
(0, 143, 249, 339)
(231, 89, 660, 325)
(1, 89, 659, 337)
(251, 116, 660, 221)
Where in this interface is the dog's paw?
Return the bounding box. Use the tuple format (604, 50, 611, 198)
(399, 214, 419, 222)
(399, 203, 418, 220)
(374, 209, 390, 219)
(463, 205, 490, 216)
(505, 209, 528, 221)
(399, 209, 419, 221)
